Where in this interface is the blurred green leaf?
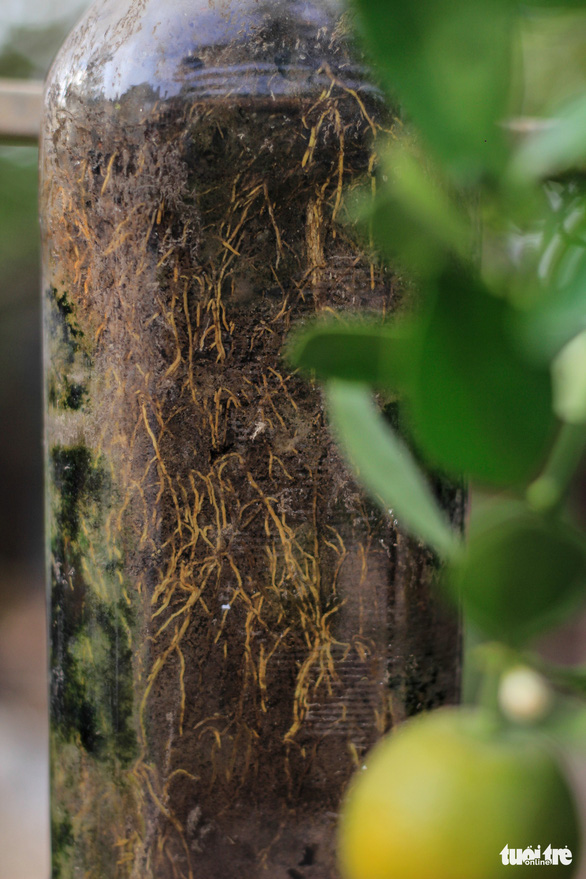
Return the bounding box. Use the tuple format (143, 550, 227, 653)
(519, 10, 586, 118)
(514, 189, 586, 360)
(530, 1, 586, 7)
(446, 502, 586, 645)
(352, 0, 512, 180)
(542, 663, 586, 699)
(527, 421, 586, 512)
(552, 330, 586, 423)
(388, 142, 472, 252)
(363, 138, 473, 277)
(407, 267, 556, 485)
(511, 92, 586, 181)
(288, 318, 412, 389)
(326, 381, 458, 558)
(366, 189, 447, 278)
(536, 698, 586, 750)
(542, 288, 586, 362)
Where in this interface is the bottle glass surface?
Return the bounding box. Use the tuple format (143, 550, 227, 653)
(41, 2, 462, 876)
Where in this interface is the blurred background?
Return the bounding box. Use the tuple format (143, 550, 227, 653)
(1, 3, 586, 879)
(0, 3, 89, 877)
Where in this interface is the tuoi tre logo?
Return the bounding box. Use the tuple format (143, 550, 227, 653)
(500, 845, 573, 866)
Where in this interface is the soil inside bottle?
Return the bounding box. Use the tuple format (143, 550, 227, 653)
(43, 66, 462, 879)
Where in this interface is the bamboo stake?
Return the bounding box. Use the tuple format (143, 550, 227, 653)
(0, 78, 43, 144)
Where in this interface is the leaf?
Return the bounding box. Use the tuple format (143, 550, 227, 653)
(517, 9, 586, 119)
(361, 139, 473, 277)
(552, 330, 586, 423)
(527, 0, 586, 7)
(287, 318, 412, 389)
(326, 380, 458, 558)
(445, 502, 586, 645)
(527, 262, 586, 359)
(538, 699, 586, 752)
(407, 266, 556, 486)
(510, 92, 586, 182)
(542, 664, 586, 700)
(388, 143, 472, 252)
(514, 190, 586, 360)
(352, 0, 512, 180)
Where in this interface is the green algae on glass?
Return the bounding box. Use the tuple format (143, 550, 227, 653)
(48, 438, 140, 878)
(45, 287, 90, 413)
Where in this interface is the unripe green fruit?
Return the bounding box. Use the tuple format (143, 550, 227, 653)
(446, 504, 586, 645)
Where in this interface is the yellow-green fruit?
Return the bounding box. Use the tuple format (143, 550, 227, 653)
(338, 708, 580, 879)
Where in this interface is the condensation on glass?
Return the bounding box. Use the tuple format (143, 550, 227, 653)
(41, 2, 462, 877)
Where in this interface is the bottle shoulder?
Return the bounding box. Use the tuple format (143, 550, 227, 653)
(45, 0, 376, 115)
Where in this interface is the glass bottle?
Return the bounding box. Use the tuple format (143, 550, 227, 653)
(41, 2, 462, 876)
